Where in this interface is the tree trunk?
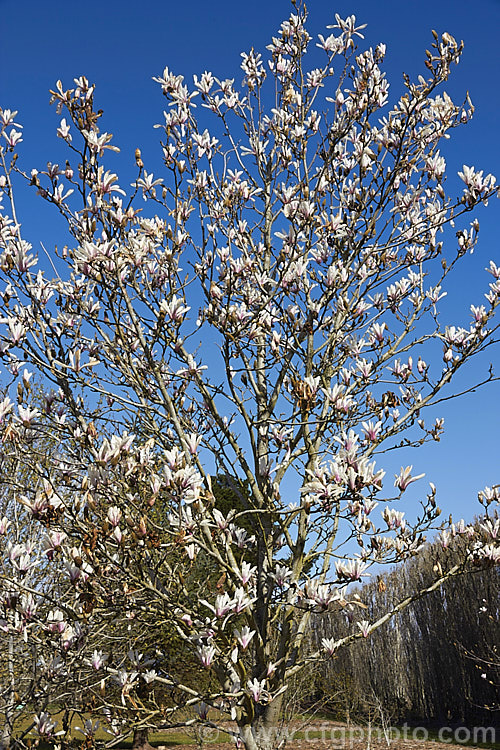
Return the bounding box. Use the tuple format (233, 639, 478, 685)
(239, 697, 284, 750)
(132, 728, 155, 750)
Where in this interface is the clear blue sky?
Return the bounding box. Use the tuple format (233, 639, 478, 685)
(1, 0, 499, 524)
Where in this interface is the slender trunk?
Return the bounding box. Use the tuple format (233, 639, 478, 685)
(239, 697, 284, 750)
(132, 728, 155, 750)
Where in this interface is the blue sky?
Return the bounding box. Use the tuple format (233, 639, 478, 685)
(1, 0, 499, 525)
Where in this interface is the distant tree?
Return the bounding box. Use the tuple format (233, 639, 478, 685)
(0, 5, 499, 749)
(312, 523, 499, 724)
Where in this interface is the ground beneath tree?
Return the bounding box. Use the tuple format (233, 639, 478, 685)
(155, 719, 489, 750)
(233, 744, 477, 750)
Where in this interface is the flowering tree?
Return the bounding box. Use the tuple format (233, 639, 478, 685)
(0, 6, 499, 749)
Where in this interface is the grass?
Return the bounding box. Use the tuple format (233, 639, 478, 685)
(4, 708, 499, 748)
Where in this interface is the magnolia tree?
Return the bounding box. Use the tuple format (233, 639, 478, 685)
(0, 5, 499, 749)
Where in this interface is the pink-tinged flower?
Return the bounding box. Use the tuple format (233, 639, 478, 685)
(56, 118, 71, 140)
(440, 530, 451, 549)
(107, 506, 122, 527)
(322, 637, 338, 656)
(231, 526, 255, 549)
(97, 168, 125, 196)
(335, 558, 370, 581)
(159, 295, 191, 322)
(42, 531, 67, 560)
(81, 128, 120, 155)
(487, 261, 500, 280)
(192, 129, 219, 159)
(451, 518, 467, 536)
(113, 669, 139, 705)
(317, 33, 342, 53)
(20, 594, 36, 620)
(34, 712, 62, 738)
(197, 644, 216, 668)
(357, 620, 371, 637)
(235, 626, 255, 650)
(20, 486, 61, 518)
(232, 587, 253, 614)
(390, 358, 411, 382)
(61, 623, 81, 650)
(271, 330, 281, 353)
(363, 498, 378, 515)
(113, 526, 123, 544)
(239, 561, 256, 586)
(8, 543, 33, 573)
(134, 170, 163, 201)
(193, 71, 214, 95)
(274, 564, 292, 587)
(478, 486, 500, 506)
(46, 609, 66, 634)
(328, 13, 367, 41)
(347, 467, 357, 492)
(75, 719, 101, 739)
(8, 318, 25, 345)
(52, 183, 74, 205)
(369, 322, 386, 344)
(97, 432, 135, 465)
(0, 516, 10, 534)
(458, 165, 496, 195)
(0, 109, 21, 127)
(426, 285, 447, 305)
(16, 405, 39, 427)
(21, 368, 33, 386)
(176, 354, 208, 377)
(382, 507, 406, 531)
(2, 128, 23, 147)
(303, 581, 340, 609)
(471, 304, 487, 325)
(212, 508, 229, 530)
(417, 357, 427, 375)
(153, 66, 184, 94)
(185, 432, 202, 455)
(478, 544, 500, 564)
(195, 701, 210, 720)
(201, 593, 233, 618)
(247, 678, 266, 702)
(240, 49, 266, 89)
(480, 518, 500, 540)
(394, 466, 425, 492)
(362, 420, 382, 442)
(266, 662, 276, 678)
(0, 396, 13, 423)
(87, 649, 108, 670)
(67, 564, 81, 584)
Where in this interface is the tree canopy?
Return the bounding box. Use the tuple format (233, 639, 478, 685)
(0, 6, 499, 749)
